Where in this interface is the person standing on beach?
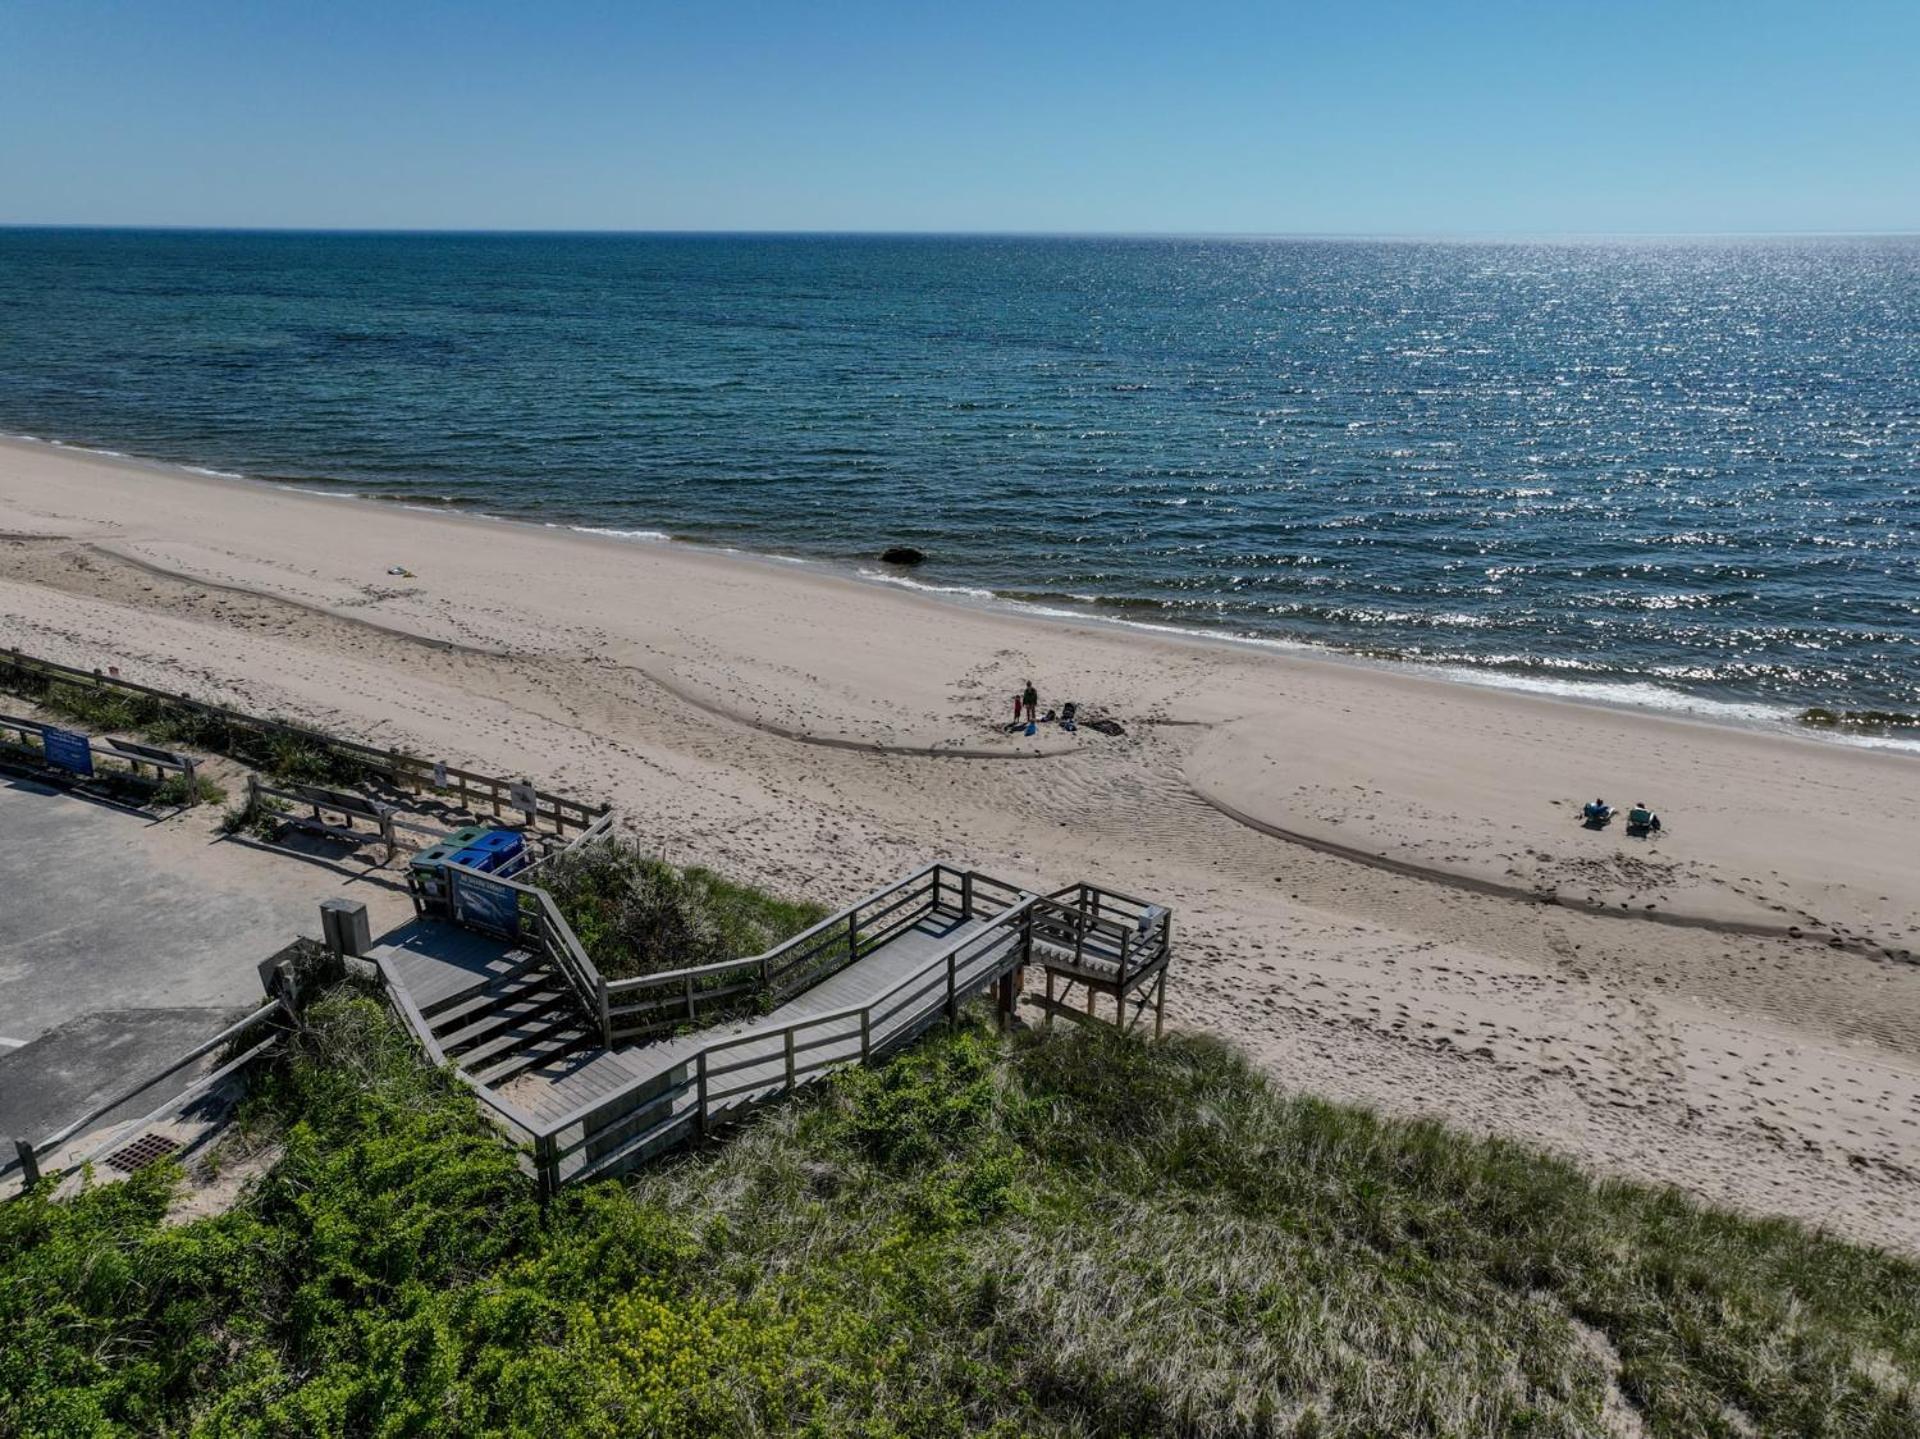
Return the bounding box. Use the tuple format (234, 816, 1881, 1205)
(1022, 680, 1039, 724)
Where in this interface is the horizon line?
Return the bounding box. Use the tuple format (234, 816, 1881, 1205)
(1, 223, 1916, 243)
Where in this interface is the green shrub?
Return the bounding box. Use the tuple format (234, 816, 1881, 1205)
(150, 771, 228, 807)
(2, 992, 1917, 1438)
(541, 838, 827, 983)
(220, 791, 290, 840)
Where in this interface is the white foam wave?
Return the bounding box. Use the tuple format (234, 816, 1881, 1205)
(856, 568, 996, 601)
(573, 525, 671, 543)
(275, 484, 361, 498)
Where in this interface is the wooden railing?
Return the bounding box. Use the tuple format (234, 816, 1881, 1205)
(383, 860, 1176, 1194)
(693, 900, 1033, 1120)
(603, 863, 943, 1042)
(1032, 883, 1171, 992)
(533, 892, 1037, 1191)
(443, 860, 612, 1046)
(5, 1000, 288, 1189)
(1, 646, 610, 836)
(433, 845, 1028, 1055)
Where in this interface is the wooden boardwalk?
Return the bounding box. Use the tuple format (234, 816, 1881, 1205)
(493, 907, 988, 1125)
(368, 861, 1169, 1191)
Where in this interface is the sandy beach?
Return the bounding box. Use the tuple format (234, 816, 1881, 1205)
(4, 434, 1919, 1252)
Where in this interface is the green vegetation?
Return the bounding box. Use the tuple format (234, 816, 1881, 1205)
(220, 791, 291, 840)
(4, 985, 1916, 1438)
(542, 837, 828, 983)
(151, 772, 229, 808)
(0, 665, 365, 787)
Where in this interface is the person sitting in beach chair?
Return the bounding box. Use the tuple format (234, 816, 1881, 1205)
(1625, 802, 1662, 837)
(1581, 797, 1614, 827)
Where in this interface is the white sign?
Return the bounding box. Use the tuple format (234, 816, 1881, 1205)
(509, 780, 538, 812)
(432, 760, 448, 788)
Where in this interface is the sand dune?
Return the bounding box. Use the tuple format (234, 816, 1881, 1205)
(4, 434, 1918, 1252)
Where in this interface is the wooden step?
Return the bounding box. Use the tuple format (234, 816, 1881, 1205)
(450, 1007, 585, 1072)
(428, 975, 564, 1040)
(467, 1027, 595, 1088)
(434, 988, 571, 1051)
(417, 950, 544, 1020)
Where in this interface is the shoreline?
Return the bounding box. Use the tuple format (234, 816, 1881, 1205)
(6, 429, 1912, 758)
(6, 429, 1920, 1252)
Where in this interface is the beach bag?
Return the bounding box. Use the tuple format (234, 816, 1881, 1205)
(1025, 721, 1037, 736)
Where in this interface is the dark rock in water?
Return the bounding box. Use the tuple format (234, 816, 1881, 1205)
(880, 546, 927, 566)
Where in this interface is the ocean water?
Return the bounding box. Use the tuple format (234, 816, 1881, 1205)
(1, 229, 1915, 732)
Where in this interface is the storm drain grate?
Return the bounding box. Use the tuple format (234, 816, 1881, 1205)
(105, 1133, 181, 1174)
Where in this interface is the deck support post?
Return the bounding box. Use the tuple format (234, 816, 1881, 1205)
(696, 1052, 709, 1138)
(1154, 970, 1167, 1040)
(1044, 969, 1055, 1030)
(859, 1008, 871, 1060)
(994, 970, 1016, 1031)
(13, 1139, 39, 1188)
(961, 870, 974, 920)
(784, 1029, 797, 1092)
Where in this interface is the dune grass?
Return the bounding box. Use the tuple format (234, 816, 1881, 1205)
(3, 985, 1915, 1438)
(540, 837, 828, 984)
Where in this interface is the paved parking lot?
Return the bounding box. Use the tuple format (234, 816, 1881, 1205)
(0, 772, 413, 1139)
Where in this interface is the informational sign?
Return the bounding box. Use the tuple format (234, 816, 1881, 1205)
(509, 780, 538, 813)
(432, 760, 448, 789)
(452, 870, 521, 938)
(41, 727, 94, 777)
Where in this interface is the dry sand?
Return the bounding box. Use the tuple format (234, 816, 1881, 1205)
(4, 435, 1919, 1251)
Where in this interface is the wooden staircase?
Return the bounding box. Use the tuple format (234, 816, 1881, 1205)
(416, 949, 598, 1087)
(371, 864, 1175, 1193)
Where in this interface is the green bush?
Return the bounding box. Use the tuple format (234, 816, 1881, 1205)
(150, 771, 228, 807)
(220, 791, 290, 840)
(541, 838, 827, 983)
(4, 990, 1914, 1438)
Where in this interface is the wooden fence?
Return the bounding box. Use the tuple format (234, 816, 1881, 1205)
(1, 646, 609, 836)
(4, 1000, 289, 1190)
(0, 711, 201, 801)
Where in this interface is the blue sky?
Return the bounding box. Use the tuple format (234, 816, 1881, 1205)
(1, 0, 1914, 233)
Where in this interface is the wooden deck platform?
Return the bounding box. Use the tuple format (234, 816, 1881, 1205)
(371, 919, 532, 1011)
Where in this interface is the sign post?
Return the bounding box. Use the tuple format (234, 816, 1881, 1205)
(509, 780, 538, 828)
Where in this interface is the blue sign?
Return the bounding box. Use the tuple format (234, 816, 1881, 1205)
(453, 870, 521, 938)
(41, 727, 94, 777)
